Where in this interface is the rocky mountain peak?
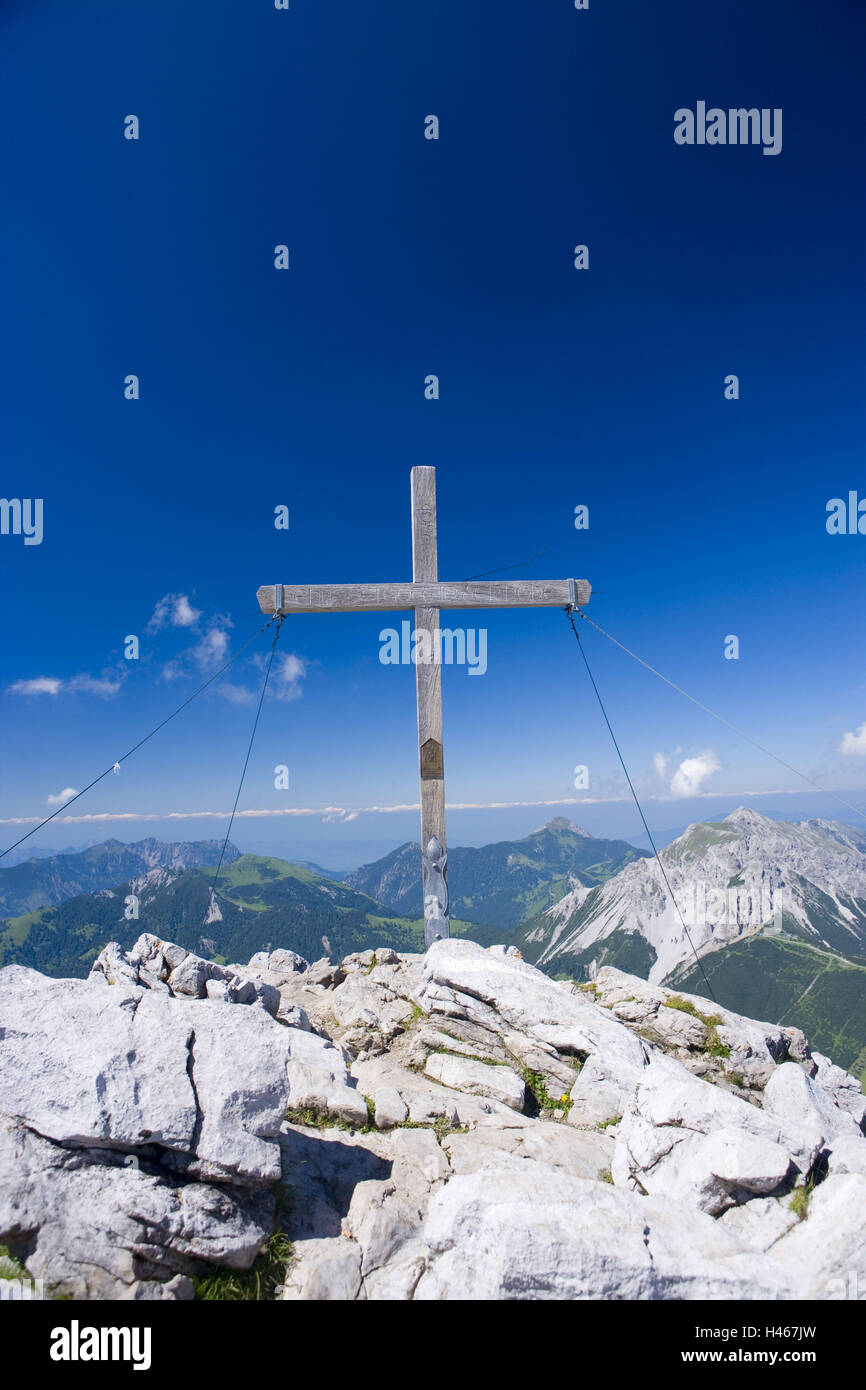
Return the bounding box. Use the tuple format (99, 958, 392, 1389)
(2, 934, 864, 1302)
(723, 806, 774, 830)
(536, 816, 593, 837)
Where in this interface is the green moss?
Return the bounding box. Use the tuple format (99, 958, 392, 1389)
(596, 1114, 621, 1130)
(194, 1185, 296, 1301)
(789, 1177, 815, 1223)
(664, 996, 730, 1058)
(434, 1116, 469, 1140)
(600, 1168, 614, 1184)
(521, 1068, 573, 1115)
(285, 1106, 351, 1132)
(664, 995, 700, 1017)
(0, 1245, 26, 1281)
(193, 1231, 294, 1301)
(394, 1117, 469, 1139)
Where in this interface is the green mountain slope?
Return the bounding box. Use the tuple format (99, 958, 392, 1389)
(0, 854, 474, 978)
(0, 837, 240, 918)
(669, 933, 866, 1080)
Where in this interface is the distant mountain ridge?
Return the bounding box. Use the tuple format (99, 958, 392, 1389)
(345, 817, 649, 928)
(0, 853, 450, 979)
(4, 813, 866, 1076)
(0, 837, 241, 918)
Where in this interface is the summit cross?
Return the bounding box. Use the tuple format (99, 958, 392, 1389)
(257, 466, 591, 948)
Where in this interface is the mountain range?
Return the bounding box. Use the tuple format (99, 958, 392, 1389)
(2, 810, 865, 1078)
(0, 837, 241, 919)
(344, 817, 648, 926)
(517, 808, 866, 1075)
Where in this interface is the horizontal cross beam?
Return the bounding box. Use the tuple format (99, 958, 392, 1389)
(257, 579, 591, 616)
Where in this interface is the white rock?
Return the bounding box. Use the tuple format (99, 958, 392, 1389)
(618, 1123, 794, 1216)
(770, 1173, 866, 1298)
(0, 1121, 274, 1300)
(285, 1028, 369, 1127)
(414, 1156, 792, 1300)
(720, 1196, 800, 1252)
(422, 939, 647, 1069)
(444, 1116, 613, 1182)
(370, 1087, 408, 1130)
(352, 1055, 520, 1130)
(0, 966, 289, 1184)
(277, 1000, 312, 1031)
(281, 1238, 362, 1301)
(826, 1132, 866, 1177)
(810, 1051, 866, 1130)
(249, 948, 309, 979)
(423, 1054, 526, 1112)
(763, 1061, 861, 1148)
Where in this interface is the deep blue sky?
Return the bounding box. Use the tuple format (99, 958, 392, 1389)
(1, 0, 864, 867)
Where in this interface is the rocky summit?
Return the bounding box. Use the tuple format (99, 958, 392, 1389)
(1, 932, 864, 1301)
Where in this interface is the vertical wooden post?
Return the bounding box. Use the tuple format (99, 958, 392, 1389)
(410, 466, 450, 946)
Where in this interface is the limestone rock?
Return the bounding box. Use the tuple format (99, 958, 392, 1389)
(370, 1086, 408, 1130)
(423, 1054, 526, 1112)
(414, 1157, 793, 1300)
(0, 1120, 273, 1300)
(285, 1028, 370, 1128)
(303, 958, 345, 989)
(810, 1051, 866, 1130)
(826, 1132, 866, 1177)
(0, 965, 289, 1184)
(719, 1195, 800, 1252)
(770, 1173, 866, 1298)
(762, 1062, 862, 1148)
(249, 948, 309, 979)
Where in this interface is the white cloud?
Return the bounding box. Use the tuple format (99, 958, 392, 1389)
(148, 593, 202, 632)
(840, 723, 866, 756)
(7, 676, 62, 695)
(653, 752, 668, 779)
(47, 787, 79, 805)
(218, 682, 256, 705)
(0, 787, 814, 829)
(192, 623, 232, 670)
(7, 671, 122, 699)
(271, 653, 307, 701)
(68, 674, 122, 698)
(670, 751, 721, 799)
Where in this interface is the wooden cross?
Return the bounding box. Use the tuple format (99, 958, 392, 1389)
(257, 466, 591, 948)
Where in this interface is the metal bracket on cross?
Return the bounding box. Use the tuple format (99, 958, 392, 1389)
(421, 835, 449, 948)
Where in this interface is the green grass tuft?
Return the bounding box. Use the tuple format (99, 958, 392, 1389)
(193, 1231, 294, 1301)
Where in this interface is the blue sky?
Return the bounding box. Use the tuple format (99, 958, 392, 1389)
(1, 0, 865, 868)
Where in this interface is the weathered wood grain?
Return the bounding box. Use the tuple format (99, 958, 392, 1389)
(411, 467, 449, 946)
(257, 578, 591, 615)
